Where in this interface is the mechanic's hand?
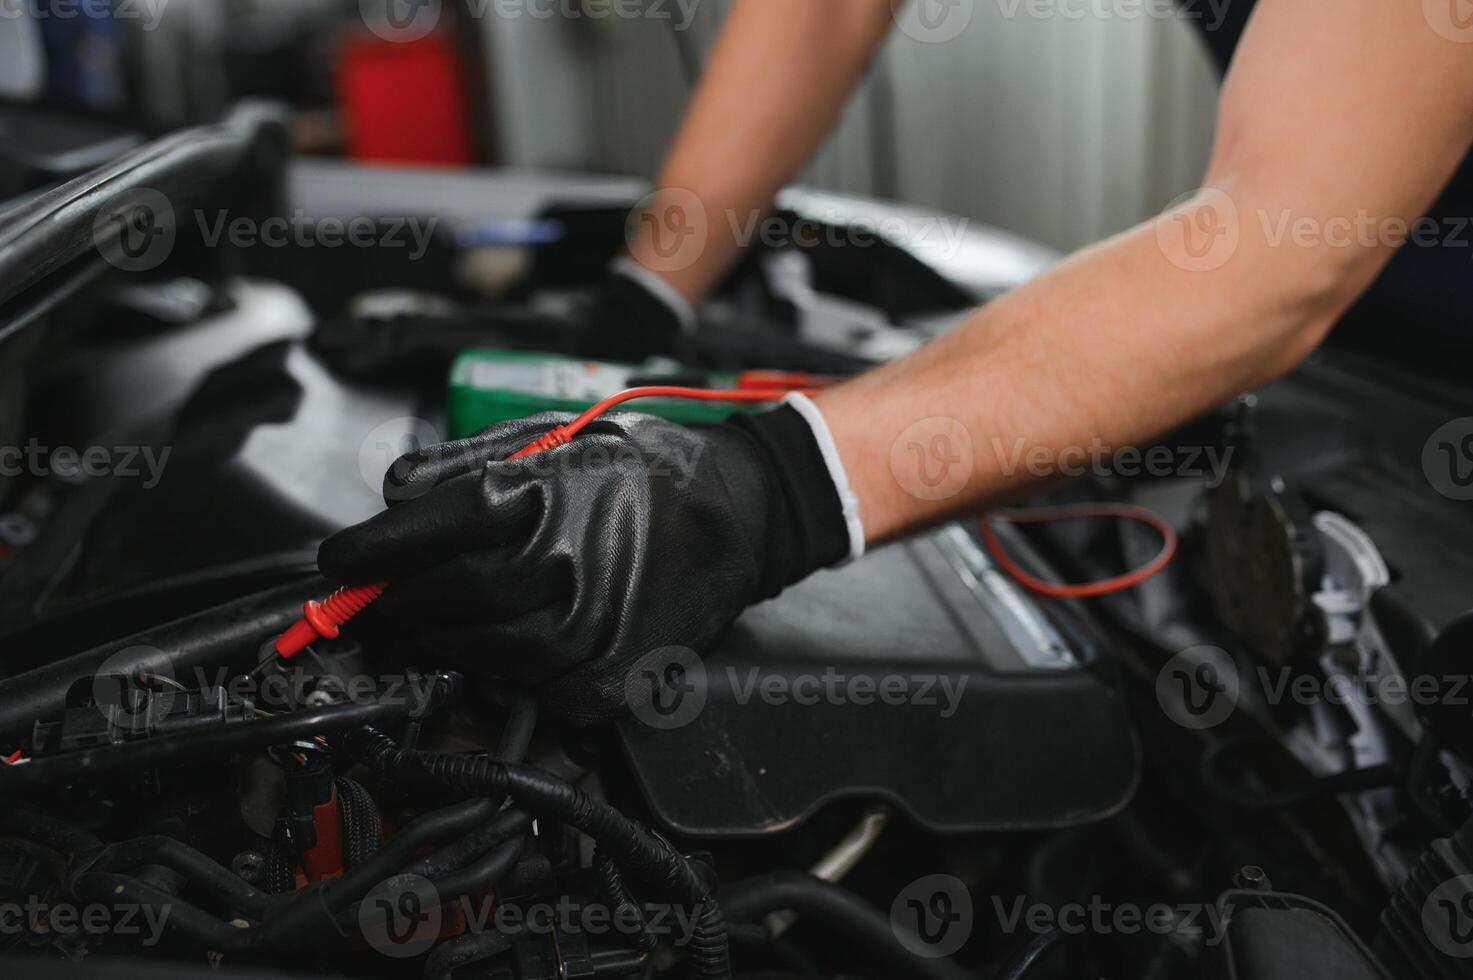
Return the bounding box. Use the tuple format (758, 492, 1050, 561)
(582, 260, 696, 360)
(319, 404, 855, 724)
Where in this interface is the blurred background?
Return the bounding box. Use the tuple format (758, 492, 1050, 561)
(0, 0, 1219, 252)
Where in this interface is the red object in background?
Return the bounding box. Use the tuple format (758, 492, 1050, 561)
(337, 32, 474, 165)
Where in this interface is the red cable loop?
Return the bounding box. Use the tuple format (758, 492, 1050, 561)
(979, 503, 1179, 599)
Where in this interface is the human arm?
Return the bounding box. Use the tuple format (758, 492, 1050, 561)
(623, 0, 897, 303)
(816, 0, 1473, 541)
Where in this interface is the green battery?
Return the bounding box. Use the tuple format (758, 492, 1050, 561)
(446, 349, 764, 440)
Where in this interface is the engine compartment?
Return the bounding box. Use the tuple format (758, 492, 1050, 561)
(1, 106, 1472, 980)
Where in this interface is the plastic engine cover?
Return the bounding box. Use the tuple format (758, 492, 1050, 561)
(616, 525, 1140, 836)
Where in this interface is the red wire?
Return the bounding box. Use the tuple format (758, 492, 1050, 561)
(277, 387, 798, 657)
(506, 387, 802, 460)
(980, 503, 1179, 599)
(275, 385, 1177, 656)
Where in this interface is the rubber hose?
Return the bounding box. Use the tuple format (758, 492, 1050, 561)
(720, 873, 973, 980)
(406, 808, 531, 880)
(316, 797, 496, 910)
(994, 926, 1064, 980)
(0, 801, 103, 852)
(70, 872, 267, 953)
(425, 834, 524, 905)
(93, 836, 273, 918)
(351, 732, 730, 978)
(68, 800, 510, 954)
(422, 930, 512, 980)
(495, 695, 538, 763)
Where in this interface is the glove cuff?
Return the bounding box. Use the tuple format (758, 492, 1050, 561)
(726, 400, 861, 597)
(604, 257, 696, 358)
(609, 257, 697, 332)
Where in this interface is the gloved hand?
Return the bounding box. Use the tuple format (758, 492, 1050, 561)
(318, 403, 856, 725)
(583, 260, 697, 360)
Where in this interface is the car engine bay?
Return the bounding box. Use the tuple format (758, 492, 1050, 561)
(1, 105, 1472, 980)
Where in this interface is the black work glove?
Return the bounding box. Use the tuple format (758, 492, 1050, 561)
(582, 263, 694, 361)
(318, 407, 850, 725)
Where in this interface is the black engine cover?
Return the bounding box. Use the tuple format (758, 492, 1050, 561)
(617, 525, 1140, 836)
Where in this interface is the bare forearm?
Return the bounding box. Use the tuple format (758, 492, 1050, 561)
(814, 189, 1352, 542)
(626, 0, 894, 302)
(816, 0, 1473, 544)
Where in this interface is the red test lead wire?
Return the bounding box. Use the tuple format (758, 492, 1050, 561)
(272, 388, 1181, 659)
(505, 386, 804, 459)
(272, 387, 802, 660)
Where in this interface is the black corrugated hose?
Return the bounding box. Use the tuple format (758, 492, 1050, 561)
(349, 726, 731, 980)
(596, 844, 656, 952)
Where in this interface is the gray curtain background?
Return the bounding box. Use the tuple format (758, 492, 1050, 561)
(480, 0, 1221, 253)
